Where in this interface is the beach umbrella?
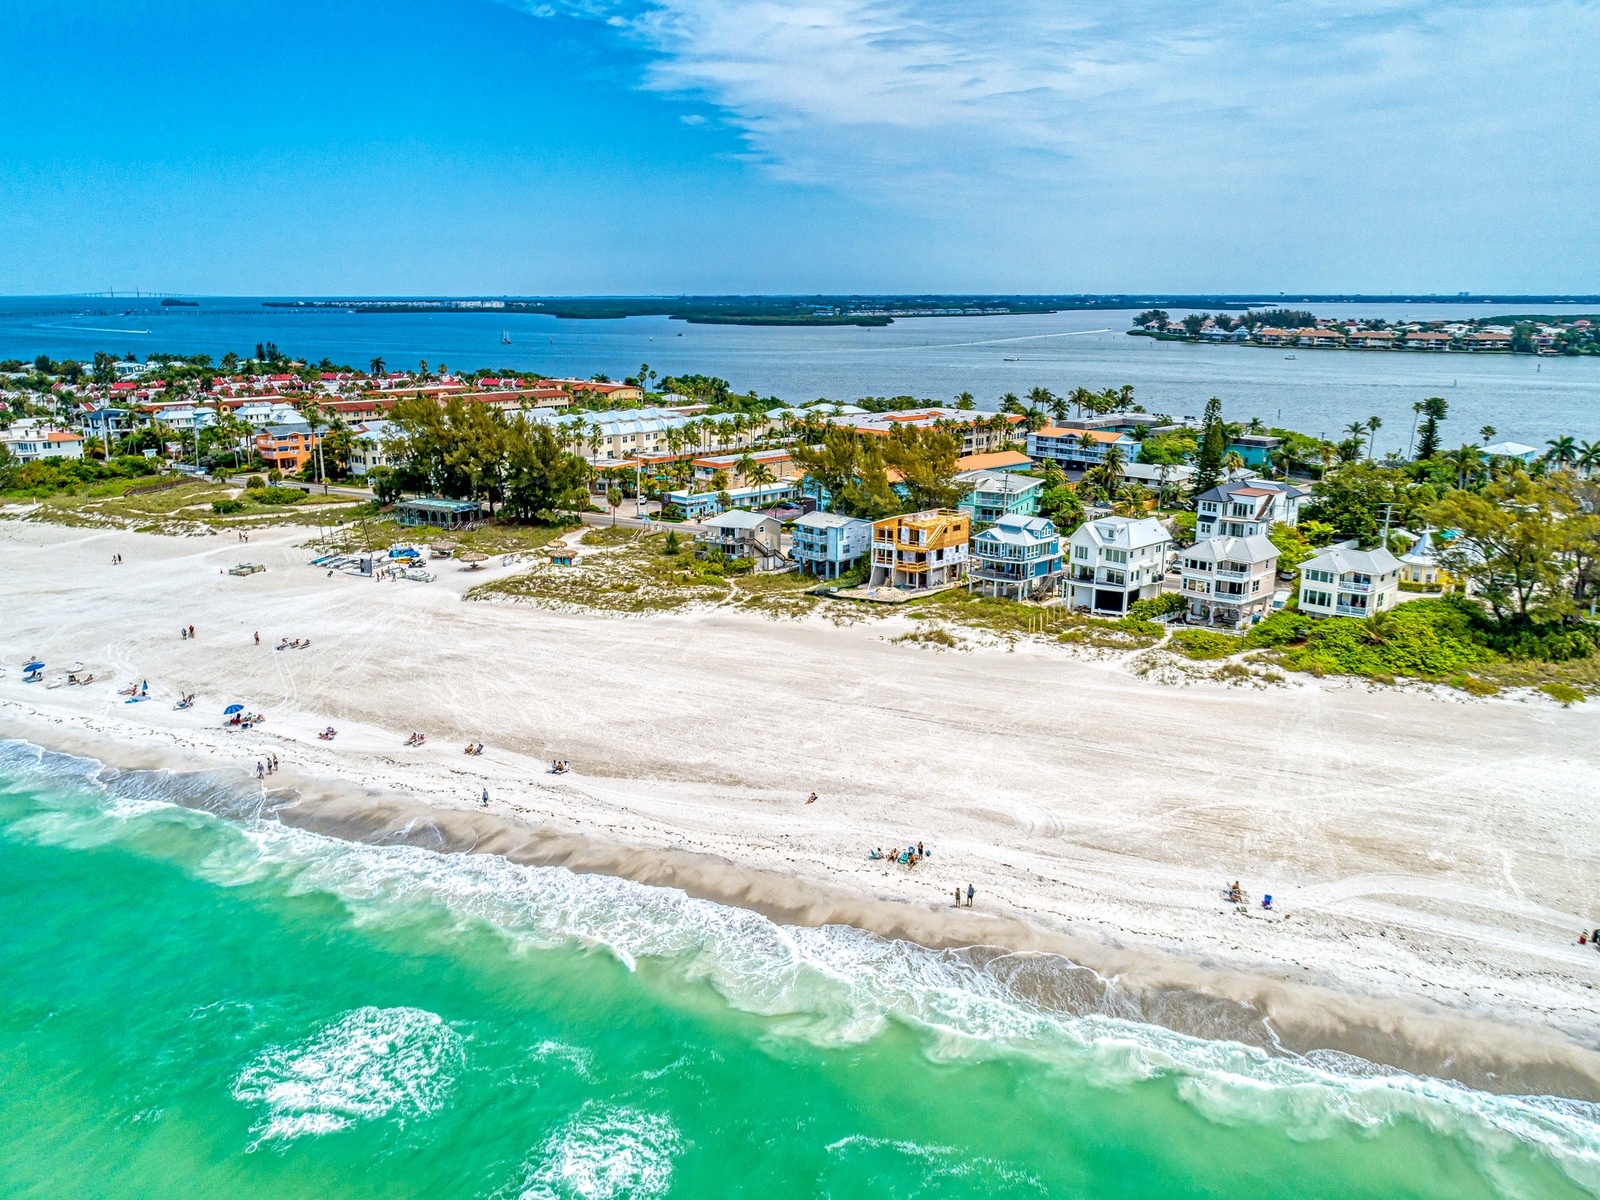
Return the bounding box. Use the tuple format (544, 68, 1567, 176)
(223, 704, 244, 715)
(458, 551, 488, 569)
(431, 540, 458, 554)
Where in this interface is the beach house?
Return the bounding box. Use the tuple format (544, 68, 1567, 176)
(956, 469, 1042, 523)
(254, 423, 319, 473)
(347, 420, 395, 477)
(1193, 479, 1304, 540)
(0, 425, 84, 464)
(1481, 441, 1540, 464)
(1297, 544, 1403, 618)
(868, 509, 970, 590)
(790, 511, 874, 579)
(1065, 516, 1171, 614)
(1179, 534, 1280, 626)
(697, 510, 786, 573)
(968, 514, 1063, 599)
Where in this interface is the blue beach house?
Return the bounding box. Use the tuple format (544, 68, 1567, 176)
(968, 514, 1063, 599)
(790, 511, 874, 579)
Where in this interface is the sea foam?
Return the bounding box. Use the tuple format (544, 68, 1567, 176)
(4, 738, 1599, 1191)
(231, 1005, 464, 1147)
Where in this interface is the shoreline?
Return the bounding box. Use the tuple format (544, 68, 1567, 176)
(3, 519, 1600, 1102)
(7, 711, 1600, 1103)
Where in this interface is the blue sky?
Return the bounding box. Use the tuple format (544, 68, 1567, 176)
(2, 0, 1596, 294)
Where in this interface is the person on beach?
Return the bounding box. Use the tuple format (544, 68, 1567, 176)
(966, 884, 975, 908)
(188, 625, 194, 639)
(955, 886, 962, 907)
(806, 792, 817, 804)
(481, 788, 489, 807)
(181, 628, 187, 640)
(254, 631, 259, 645)
(256, 761, 264, 780)
(271, 753, 279, 772)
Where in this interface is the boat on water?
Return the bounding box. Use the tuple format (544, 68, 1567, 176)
(500, 330, 511, 344)
(1284, 354, 1297, 360)
(1004, 356, 1020, 361)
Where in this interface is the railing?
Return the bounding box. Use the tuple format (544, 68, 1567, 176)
(1339, 579, 1372, 593)
(1214, 567, 1249, 580)
(1336, 604, 1370, 617)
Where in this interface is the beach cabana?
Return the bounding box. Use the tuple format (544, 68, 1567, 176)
(394, 497, 487, 531)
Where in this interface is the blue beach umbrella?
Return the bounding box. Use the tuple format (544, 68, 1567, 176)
(223, 704, 244, 715)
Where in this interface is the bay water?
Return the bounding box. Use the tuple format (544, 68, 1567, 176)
(1, 739, 1596, 1199)
(2, 298, 1597, 447)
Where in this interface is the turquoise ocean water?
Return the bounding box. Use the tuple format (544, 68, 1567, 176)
(1, 738, 1596, 1200)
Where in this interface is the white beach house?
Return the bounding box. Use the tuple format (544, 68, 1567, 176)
(1193, 479, 1304, 540)
(1179, 534, 1280, 627)
(1066, 516, 1171, 614)
(1297, 544, 1403, 618)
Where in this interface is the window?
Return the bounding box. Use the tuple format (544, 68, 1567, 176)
(1303, 589, 1332, 607)
(1074, 545, 1089, 560)
(1105, 549, 1128, 564)
(1200, 502, 1218, 513)
(1251, 579, 1261, 593)
(1305, 568, 1333, 584)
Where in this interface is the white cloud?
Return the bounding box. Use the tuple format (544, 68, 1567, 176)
(513, 0, 1600, 286)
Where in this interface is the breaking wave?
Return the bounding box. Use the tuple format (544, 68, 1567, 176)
(3, 737, 1599, 1193)
(231, 1006, 464, 1147)
(508, 1104, 680, 1200)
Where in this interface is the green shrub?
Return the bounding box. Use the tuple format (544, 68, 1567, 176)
(1447, 674, 1499, 697)
(1169, 629, 1239, 660)
(1540, 682, 1586, 707)
(211, 498, 244, 514)
(244, 474, 266, 490)
(1246, 600, 1494, 679)
(252, 485, 306, 505)
(1128, 592, 1185, 620)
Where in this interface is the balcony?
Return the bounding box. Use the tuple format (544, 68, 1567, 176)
(1335, 604, 1370, 617)
(1214, 567, 1249, 580)
(1339, 579, 1372, 593)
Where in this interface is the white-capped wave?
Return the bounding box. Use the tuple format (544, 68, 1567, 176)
(232, 1005, 463, 1147)
(5, 738, 1600, 1189)
(510, 1104, 679, 1200)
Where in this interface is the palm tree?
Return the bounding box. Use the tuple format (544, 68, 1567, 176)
(369, 356, 385, 377)
(1069, 387, 1095, 419)
(1246, 416, 1267, 434)
(1020, 405, 1048, 433)
(1546, 435, 1578, 471)
(1479, 425, 1497, 445)
(1222, 450, 1246, 476)
(1365, 416, 1382, 460)
(953, 391, 975, 411)
(745, 461, 777, 489)
(998, 393, 1023, 416)
(1407, 400, 1426, 458)
(1578, 440, 1600, 478)
(1027, 386, 1058, 422)
(1343, 421, 1367, 456)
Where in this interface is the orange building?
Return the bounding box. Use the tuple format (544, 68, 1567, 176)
(255, 424, 320, 472)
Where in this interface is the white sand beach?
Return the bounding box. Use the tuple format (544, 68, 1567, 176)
(3, 518, 1599, 1092)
